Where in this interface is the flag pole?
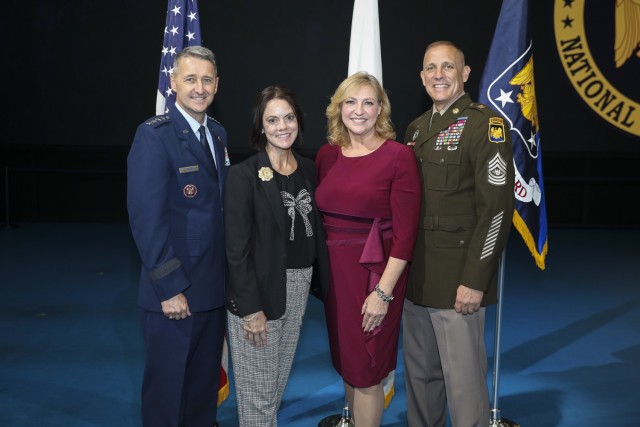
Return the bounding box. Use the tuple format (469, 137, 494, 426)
(489, 249, 506, 426)
(489, 249, 520, 427)
(319, 1, 382, 425)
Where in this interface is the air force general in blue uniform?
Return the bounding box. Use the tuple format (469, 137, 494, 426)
(127, 46, 228, 427)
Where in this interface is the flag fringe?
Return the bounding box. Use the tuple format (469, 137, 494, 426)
(217, 381, 229, 407)
(512, 210, 547, 270)
(383, 384, 394, 409)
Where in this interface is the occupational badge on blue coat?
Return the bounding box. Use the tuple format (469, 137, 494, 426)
(183, 184, 198, 198)
(488, 117, 506, 143)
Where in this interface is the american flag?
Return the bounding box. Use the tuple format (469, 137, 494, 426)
(153, 1, 230, 407)
(155, 0, 203, 115)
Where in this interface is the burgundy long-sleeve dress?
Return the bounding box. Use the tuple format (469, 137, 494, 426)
(315, 140, 421, 387)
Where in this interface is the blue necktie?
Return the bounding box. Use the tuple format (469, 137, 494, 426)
(199, 125, 217, 172)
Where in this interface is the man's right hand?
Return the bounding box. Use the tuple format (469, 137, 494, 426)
(161, 293, 191, 320)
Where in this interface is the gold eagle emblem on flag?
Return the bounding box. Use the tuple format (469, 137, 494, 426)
(510, 56, 539, 132)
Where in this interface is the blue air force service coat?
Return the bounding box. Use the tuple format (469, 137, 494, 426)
(127, 104, 229, 312)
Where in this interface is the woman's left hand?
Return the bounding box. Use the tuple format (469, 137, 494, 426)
(361, 292, 388, 333)
(242, 311, 268, 347)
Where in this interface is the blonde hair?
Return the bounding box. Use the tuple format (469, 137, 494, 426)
(325, 72, 395, 147)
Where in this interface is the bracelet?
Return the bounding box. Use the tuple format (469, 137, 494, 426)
(374, 284, 394, 303)
(242, 313, 258, 323)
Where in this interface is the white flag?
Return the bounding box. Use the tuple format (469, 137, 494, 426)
(348, 0, 394, 409)
(348, 0, 383, 85)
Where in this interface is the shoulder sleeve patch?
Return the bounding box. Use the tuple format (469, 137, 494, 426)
(488, 117, 506, 143)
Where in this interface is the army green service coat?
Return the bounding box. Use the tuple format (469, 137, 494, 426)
(404, 93, 515, 309)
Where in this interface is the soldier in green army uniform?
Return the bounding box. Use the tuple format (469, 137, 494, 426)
(402, 40, 515, 427)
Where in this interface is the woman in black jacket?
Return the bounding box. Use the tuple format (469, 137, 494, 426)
(224, 85, 328, 427)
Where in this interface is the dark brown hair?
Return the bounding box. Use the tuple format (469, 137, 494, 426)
(251, 86, 305, 150)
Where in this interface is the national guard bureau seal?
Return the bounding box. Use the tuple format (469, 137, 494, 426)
(554, 0, 640, 138)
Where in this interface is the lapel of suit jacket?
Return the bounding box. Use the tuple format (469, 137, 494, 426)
(257, 150, 287, 236)
(413, 110, 433, 150)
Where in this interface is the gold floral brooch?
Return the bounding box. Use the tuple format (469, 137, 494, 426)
(258, 167, 273, 182)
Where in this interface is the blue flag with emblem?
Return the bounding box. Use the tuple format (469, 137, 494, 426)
(478, 0, 548, 270)
(156, 0, 203, 115)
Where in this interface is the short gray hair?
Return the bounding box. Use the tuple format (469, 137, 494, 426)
(173, 46, 217, 75)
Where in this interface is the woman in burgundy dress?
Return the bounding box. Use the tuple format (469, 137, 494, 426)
(315, 72, 421, 426)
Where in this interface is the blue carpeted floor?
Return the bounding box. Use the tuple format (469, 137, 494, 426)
(1, 223, 639, 426)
